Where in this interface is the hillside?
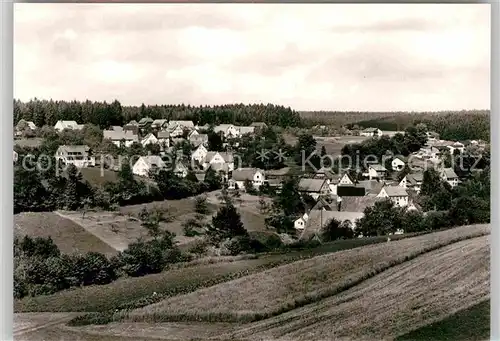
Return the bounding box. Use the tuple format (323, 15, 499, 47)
(14, 212, 117, 257)
(230, 235, 489, 341)
(125, 224, 489, 323)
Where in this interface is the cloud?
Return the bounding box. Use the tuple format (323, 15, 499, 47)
(14, 3, 490, 111)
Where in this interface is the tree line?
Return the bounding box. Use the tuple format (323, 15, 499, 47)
(14, 99, 302, 129)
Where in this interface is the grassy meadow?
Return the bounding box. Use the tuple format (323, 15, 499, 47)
(125, 225, 489, 324)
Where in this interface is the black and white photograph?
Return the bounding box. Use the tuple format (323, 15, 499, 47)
(11, 3, 491, 341)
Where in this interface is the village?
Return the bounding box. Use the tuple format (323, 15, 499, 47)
(13, 117, 489, 240)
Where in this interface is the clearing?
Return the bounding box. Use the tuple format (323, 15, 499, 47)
(14, 212, 117, 256)
(125, 224, 489, 323)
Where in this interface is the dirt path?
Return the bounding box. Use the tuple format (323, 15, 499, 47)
(14, 313, 81, 339)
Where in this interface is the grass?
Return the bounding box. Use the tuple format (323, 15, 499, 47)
(14, 212, 117, 257)
(396, 300, 490, 341)
(231, 235, 490, 341)
(15, 229, 423, 316)
(125, 225, 489, 324)
(79, 167, 157, 189)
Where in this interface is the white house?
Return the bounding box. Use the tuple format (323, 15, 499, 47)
(366, 164, 387, 180)
(377, 186, 409, 207)
(238, 126, 256, 136)
(338, 173, 355, 186)
(298, 178, 331, 200)
(173, 162, 189, 178)
(168, 124, 185, 138)
(189, 133, 209, 147)
(391, 156, 406, 172)
(167, 120, 195, 131)
(294, 212, 309, 230)
(103, 129, 139, 148)
(132, 156, 166, 177)
(440, 168, 459, 188)
(214, 124, 240, 138)
(360, 127, 382, 137)
(447, 142, 465, 155)
(399, 172, 424, 194)
(191, 144, 208, 165)
(55, 145, 95, 168)
(54, 120, 84, 132)
(204, 152, 235, 172)
(229, 168, 265, 190)
(157, 131, 170, 150)
(141, 133, 159, 147)
(418, 146, 441, 161)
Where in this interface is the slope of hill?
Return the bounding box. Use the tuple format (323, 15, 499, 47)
(49, 227, 490, 341)
(229, 235, 489, 341)
(14, 212, 117, 256)
(125, 224, 489, 323)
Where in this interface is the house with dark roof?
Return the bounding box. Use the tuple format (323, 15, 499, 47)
(357, 180, 386, 195)
(360, 127, 382, 137)
(399, 172, 424, 193)
(299, 210, 364, 240)
(151, 119, 168, 129)
(366, 164, 387, 180)
(440, 168, 459, 187)
(298, 178, 331, 200)
(339, 195, 381, 212)
(55, 145, 95, 168)
(138, 117, 154, 128)
(376, 186, 409, 207)
(250, 122, 268, 131)
(229, 168, 265, 190)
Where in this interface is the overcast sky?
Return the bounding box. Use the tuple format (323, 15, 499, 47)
(14, 4, 490, 111)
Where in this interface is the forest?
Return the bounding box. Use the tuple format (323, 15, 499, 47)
(13, 99, 302, 129)
(14, 99, 489, 141)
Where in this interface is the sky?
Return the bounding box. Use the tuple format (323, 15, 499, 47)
(14, 4, 490, 112)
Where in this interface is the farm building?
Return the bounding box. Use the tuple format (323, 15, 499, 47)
(55, 145, 95, 168)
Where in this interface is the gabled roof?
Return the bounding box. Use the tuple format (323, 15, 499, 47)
(238, 126, 256, 135)
(441, 168, 458, 179)
(55, 120, 83, 130)
(363, 127, 380, 132)
(340, 195, 381, 212)
(250, 122, 268, 128)
(205, 151, 234, 163)
(152, 119, 168, 127)
(103, 129, 139, 141)
(209, 163, 230, 173)
(213, 124, 235, 133)
(406, 172, 424, 184)
(357, 180, 385, 195)
(301, 210, 364, 239)
(393, 156, 407, 163)
(381, 186, 408, 197)
(56, 145, 90, 155)
(298, 178, 328, 193)
(17, 119, 37, 130)
(138, 117, 154, 125)
(141, 133, 158, 143)
(369, 164, 387, 172)
(157, 131, 170, 139)
(138, 155, 166, 168)
(312, 196, 336, 211)
(232, 168, 263, 181)
(168, 120, 195, 129)
(127, 120, 139, 126)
